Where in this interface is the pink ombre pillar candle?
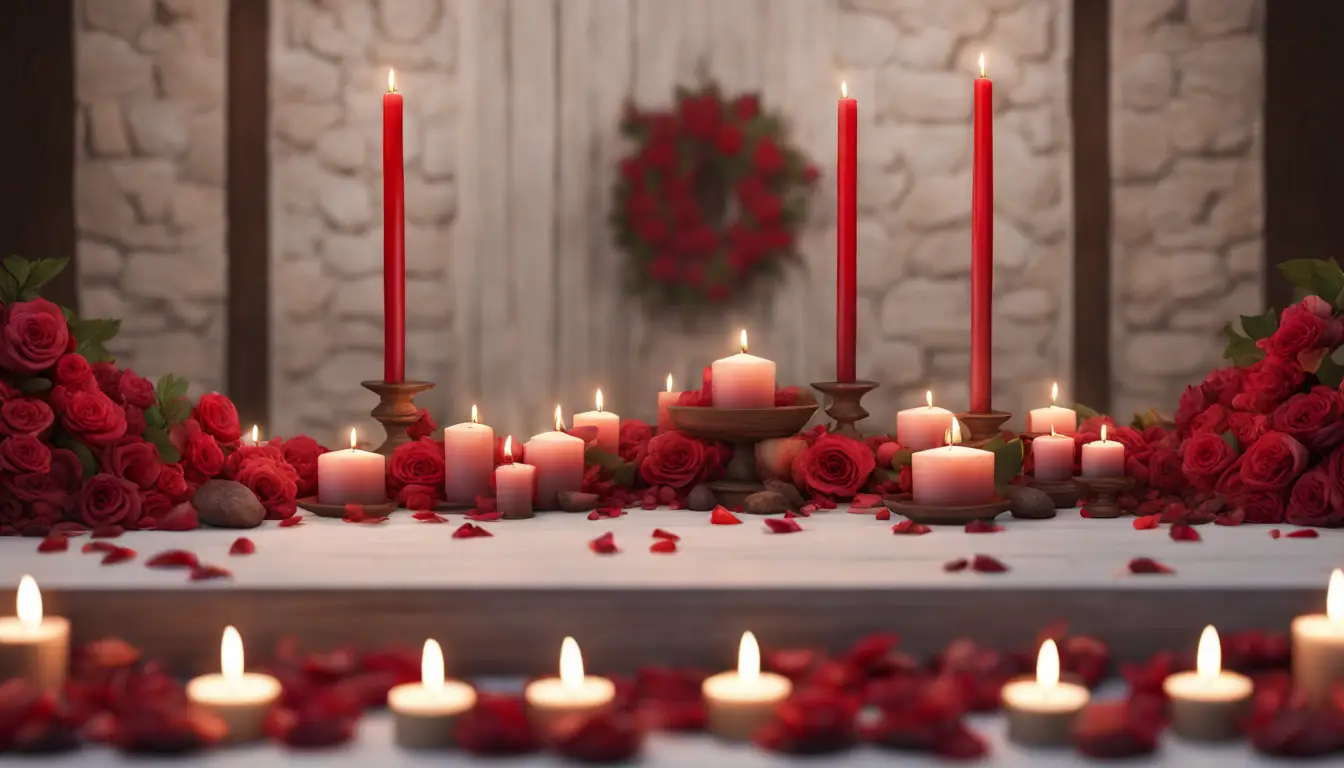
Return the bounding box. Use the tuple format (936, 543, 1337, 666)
(573, 390, 619, 455)
(444, 410, 494, 505)
(1080, 432, 1125, 478)
(657, 375, 681, 434)
(711, 331, 775, 409)
(318, 438, 387, 505)
(1031, 433, 1075, 482)
(525, 431, 585, 510)
(911, 445, 995, 506)
(895, 392, 955, 452)
(1027, 406, 1077, 436)
(495, 460, 536, 520)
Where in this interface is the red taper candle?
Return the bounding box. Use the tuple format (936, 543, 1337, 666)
(836, 82, 858, 383)
(382, 69, 406, 384)
(970, 55, 993, 413)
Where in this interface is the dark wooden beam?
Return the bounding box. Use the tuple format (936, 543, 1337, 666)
(1070, 0, 1112, 413)
(226, 0, 271, 427)
(1265, 0, 1344, 312)
(0, 1, 77, 310)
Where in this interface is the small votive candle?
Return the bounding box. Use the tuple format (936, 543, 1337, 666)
(702, 631, 792, 741)
(1163, 625, 1252, 741)
(0, 576, 69, 692)
(710, 330, 776, 409)
(1031, 427, 1075, 483)
(911, 420, 996, 506)
(657, 374, 680, 434)
(1001, 639, 1090, 747)
(524, 637, 615, 734)
(524, 407, 586, 510)
(1027, 383, 1077, 436)
(1292, 569, 1344, 707)
(444, 405, 495, 505)
(389, 639, 477, 749)
(494, 437, 535, 520)
(573, 389, 620, 454)
(895, 390, 956, 452)
(318, 428, 387, 505)
(1080, 424, 1125, 478)
(186, 626, 282, 742)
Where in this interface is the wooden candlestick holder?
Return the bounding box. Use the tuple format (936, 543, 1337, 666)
(811, 380, 879, 440)
(361, 380, 435, 457)
(882, 493, 1011, 525)
(667, 404, 818, 509)
(954, 411, 1012, 448)
(1075, 475, 1134, 519)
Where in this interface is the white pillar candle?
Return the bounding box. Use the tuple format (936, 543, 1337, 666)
(911, 420, 996, 506)
(444, 405, 495, 504)
(494, 437, 535, 520)
(0, 576, 69, 692)
(711, 330, 776, 409)
(1293, 569, 1344, 707)
(1080, 425, 1125, 478)
(318, 428, 387, 505)
(524, 637, 615, 734)
(525, 407, 586, 510)
(1027, 383, 1077, 436)
(1031, 429, 1075, 482)
(1163, 626, 1252, 741)
(186, 626, 282, 742)
(895, 390, 956, 452)
(389, 639, 477, 749)
(657, 374, 681, 434)
(573, 389, 620, 454)
(702, 631, 792, 741)
(1001, 640, 1090, 747)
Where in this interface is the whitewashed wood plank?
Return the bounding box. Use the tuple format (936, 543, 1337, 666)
(709, 0, 764, 93)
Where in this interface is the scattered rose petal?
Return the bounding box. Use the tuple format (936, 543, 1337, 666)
(1286, 529, 1320, 539)
(875, 507, 891, 521)
(963, 520, 1003, 534)
(455, 694, 540, 756)
(1270, 529, 1281, 539)
(343, 504, 367, 520)
(279, 516, 304, 528)
(1073, 701, 1162, 759)
(411, 511, 447, 523)
(36, 535, 68, 554)
(586, 508, 623, 521)
(551, 711, 644, 763)
(101, 547, 136, 565)
(229, 538, 256, 556)
(81, 541, 118, 555)
(90, 525, 124, 539)
(1215, 508, 1246, 526)
(800, 504, 818, 515)
(1169, 523, 1201, 542)
(1080, 508, 1093, 518)
(944, 558, 969, 573)
(452, 523, 493, 539)
(892, 521, 932, 535)
(1127, 557, 1174, 575)
(155, 503, 199, 531)
(651, 528, 679, 542)
(589, 532, 619, 555)
(850, 494, 881, 510)
(466, 511, 502, 522)
(650, 539, 677, 554)
(764, 517, 803, 534)
(145, 550, 200, 569)
(189, 565, 233, 581)
(783, 509, 800, 519)
(709, 506, 741, 525)
(971, 554, 1008, 573)
(1132, 514, 1160, 531)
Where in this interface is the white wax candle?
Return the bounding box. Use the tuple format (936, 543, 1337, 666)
(895, 391, 956, 452)
(911, 421, 995, 506)
(389, 639, 477, 749)
(1001, 640, 1090, 746)
(1027, 383, 1077, 436)
(702, 631, 792, 741)
(1031, 432, 1075, 482)
(573, 389, 619, 454)
(186, 626, 282, 742)
(318, 428, 387, 505)
(524, 637, 615, 734)
(711, 330, 776, 409)
(0, 576, 69, 692)
(494, 437, 535, 520)
(525, 407, 585, 510)
(1293, 570, 1344, 707)
(657, 374, 681, 433)
(1163, 626, 1252, 741)
(1080, 425, 1124, 478)
(443, 405, 495, 504)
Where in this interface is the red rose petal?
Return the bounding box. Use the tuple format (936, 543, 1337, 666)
(971, 554, 1008, 573)
(1127, 557, 1174, 575)
(412, 511, 447, 523)
(650, 539, 678, 554)
(1269, 528, 1282, 539)
(1215, 507, 1246, 526)
(799, 504, 817, 515)
(101, 547, 136, 565)
(963, 520, 1003, 534)
(1169, 523, 1201, 542)
(1132, 514, 1161, 531)
(875, 507, 891, 521)
(763, 517, 803, 534)
(587, 508, 623, 521)
(82, 541, 119, 554)
(1080, 508, 1093, 518)
(452, 523, 493, 539)
(343, 504, 367, 521)
(466, 511, 502, 522)
(90, 525, 125, 539)
(943, 558, 969, 572)
(589, 532, 620, 555)
(49, 522, 87, 536)
(145, 549, 200, 569)
(651, 528, 680, 542)
(709, 506, 741, 525)
(189, 564, 233, 581)
(850, 493, 881, 509)
(229, 537, 256, 556)
(36, 535, 68, 553)
(892, 521, 932, 535)
(1286, 529, 1320, 539)
(278, 515, 304, 528)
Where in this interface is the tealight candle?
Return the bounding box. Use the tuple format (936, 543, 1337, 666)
(657, 374, 681, 433)
(0, 576, 69, 692)
(494, 436, 535, 519)
(711, 330, 776, 409)
(186, 626, 282, 742)
(573, 389, 620, 454)
(1292, 569, 1344, 707)
(524, 636, 615, 734)
(896, 390, 956, 452)
(524, 407, 586, 511)
(389, 639, 477, 749)
(1027, 382, 1077, 436)
(702, 631, 792, 741)
(444, 405, 495, 505)
(1163, 625, 1252, 740)
(1031, 427, 1075, 482)
(1080, 424, 1125, 478)
(318, 428, 387, 505)
(911, 420, 996, 506)
(1001, 639, 1089, 746)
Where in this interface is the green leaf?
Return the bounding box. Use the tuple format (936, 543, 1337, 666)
(889, 448, 914, 470)
(1131, 408, 1170, 430)
(80, 343, 115, 364)
(1074, 403, 1102, 421)
(73, 318, 121, 347)
(3, 255, 32, 289)
(0, 269, 18, 304)
(1220, 431, 1239, 453)
(584, 447, 626, 472)
(610, 463, 636, 488)
(161, 398, 191, 425)
(144, 426, 181, 463)
(155, 373, 189, 405)
(1317, 352, 1344, 389)
(1222, 323, 1265, 367)
(1240, 309, 1279, 341)
(1278, 259, 1344, 306)
(70, 441, 98, 479)
(144, 405, 167, 430)
(982, 436, 1024, 491)
(21, 258, 67, 293)
(15, 377, 52, 394)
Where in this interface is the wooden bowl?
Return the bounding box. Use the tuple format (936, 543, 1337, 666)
(297, 497, 397, 519)
(882, 493, 1010, 525)
(667, 404, 818, 442)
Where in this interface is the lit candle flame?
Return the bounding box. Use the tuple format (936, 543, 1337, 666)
(471, 404, 479, 424)
(504, 435, 513, 463)
(740, 329, 749, 354)
(1036, 639, 1059, 688)
(559, 636, 585, 693)
(666, 374, 674, 393)
(1100, 424, 1108, 442)
(978, 53, 986, 78)
(950, 418, 963, 445)
(554, 405, 565, 432)
(1051, 382, 1059, 406)
(841, 80, 848, 99)
(1329, 569, 1343, 623)
(16, 575, 41, 629)
(388, 68, 397, 93)
(925, 390, 933, 409)
(1196, 625, 1222, 680)
(738, 631, 761, 684)
(1051, 425, 1058, 438)
(251, 425, 260, 446)
(596, 389, 604, 413)
(221, 626, 244, 681)
(422, 639, 445, 693)
(349, 427, 358, 451)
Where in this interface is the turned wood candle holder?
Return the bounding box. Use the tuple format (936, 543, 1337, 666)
(811, 380, 879, 440)
(1075, 475, 1134, 519)
(882, 493, 1011, 525)
(954, 411, 1012, 448)
(668, 404, 818, 509)
(297, 497, 397, 519)
(361, 380, 436, 457)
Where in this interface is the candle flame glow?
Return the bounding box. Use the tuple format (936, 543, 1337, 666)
(666, 374, 674, 393)
(841, 80, 848, 99)
(740, 329, 749, 354)
(950, 418, 963, 445)
(388, 68, 397, 92)
(1051, 425, 1058, 438)
(471, 404, 479, 424)
(1100, 424, 1108, 442)
(1196, 625, 1222, 679)
(738, 631, 761, 684)
(1329, 569, 1343, 623)
(221, 626, 244, 681)
(16, 575, 41, 628)
(554, 405, 565, 432)
(925, 390, 933, 409)
(251, 425, 259, 446)
(1051, 382, 1059, 406)
(559, 636, 585, 692)
(978, 53, 986, 78)
(504, 435, 513, 463)
(421, 639, 445, 693)
(596, 389, 604, 413)
(1036, 639, 1059, 688)
(349, 427, 358, 451)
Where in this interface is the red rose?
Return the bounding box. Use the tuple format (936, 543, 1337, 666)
(1233, 491, 1286, 524)
(1215, 458, 1246, 496)
(1286, 468, 1341, 528)
(639, 431, 711, 490)
(1260, 297, 1342, 364)
(1229, 412, 1268, 448)
(1202, 367, 1245, 407)
(49, 448, 83, 498)
(77, 473, 142, 529)
(193, 393, 242, 444)
(0, 397, 54, 436)
(791, 434, 877, 499)
(732, 94, 760, 121)
(0, 298, 69, 375)
(407, 409, 438, 441)
(54, 353, 96, 390)
(0, 380, 17, 402)
(225, 444, 286, 479)
(179, 422, 225, 481)
(618, 420, 653, 463)
(103, 438, 161, 489)
(397, 484, 438, 511)
(139, 489, 175, 525)
(1240, 432, 1309, 492)
(1189, 404, 1230, 436)
(1174, 385, 1210, 439)
(276, 436, 326, 497)
(388, 438, 446, 491)
(1180, 432, 1237, 491)
(1232, 357, 1306, 414)
(156, 463, 189, 502)
(714, 124, 743, 156)
(1271, 387, 1344, 451)
(91, 363, 121, 401)
(1146, 449, 1186, 493)
(118, 370, 155, 410)
(235, 456, 299, 520)
(2, 472, 66, 506)
(1109, 426, 1153, 461)
(0, 435, 51, 474)
(60, 390, 127, 446)
(123, 403, 146, 438)
(752, 139, 785, 175)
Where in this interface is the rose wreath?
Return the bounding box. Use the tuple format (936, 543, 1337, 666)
(613, 83, 820, 310)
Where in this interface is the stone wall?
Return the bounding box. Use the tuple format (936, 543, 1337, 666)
(74, 0, 228, 395)
(269, 0, 458, 440)
(1110, 0, 1265, 419)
